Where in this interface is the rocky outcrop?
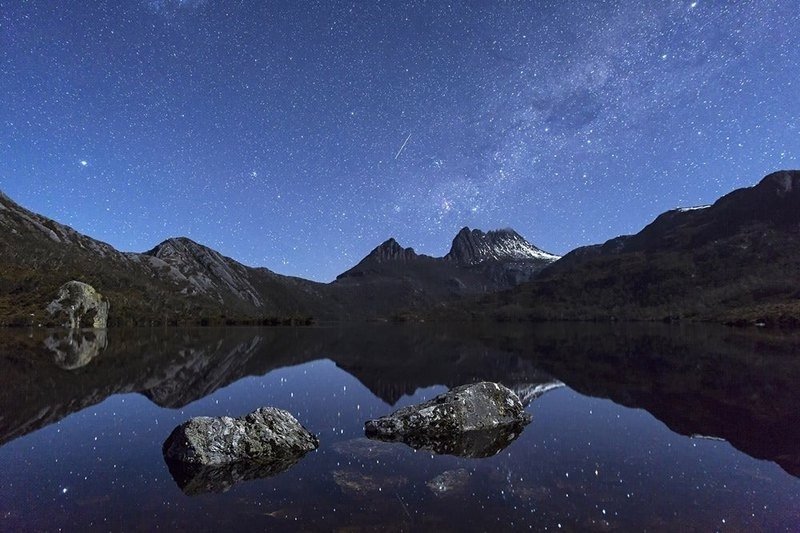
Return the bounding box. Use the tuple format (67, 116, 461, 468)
(162, 407, 319, 467)
(445, 227, 559, 265)
(46, 281, 109, 329)
(364, 382, 531, 457)
(144, 237, 265, 308)
(366, 238, 420, 263)
(0, 190, 329, 326)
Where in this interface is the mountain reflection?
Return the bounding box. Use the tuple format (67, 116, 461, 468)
(0, 323, 799, 478)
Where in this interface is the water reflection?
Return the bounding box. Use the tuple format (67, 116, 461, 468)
(44, 329, 107, 370)
(0, 324, 799, 477)
(0, 323, 798, 530)
(165, 454, 312, 496)
(367, 422, 530, 458)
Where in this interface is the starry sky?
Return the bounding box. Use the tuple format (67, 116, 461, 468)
(1, 1, 799, 281)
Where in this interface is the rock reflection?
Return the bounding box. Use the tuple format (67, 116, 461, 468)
(165, 454, 309, 496)
(367, 421, 530, 458)
(44, 329, 107, 370)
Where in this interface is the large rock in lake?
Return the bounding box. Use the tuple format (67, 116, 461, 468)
(163, 407, 319, 468)
(364, 382, 531, 457)
(163, 407, 319, 494)
(46, 281, 109, 329)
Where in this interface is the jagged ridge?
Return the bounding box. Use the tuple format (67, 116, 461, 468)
(446, 227, 560, 265)
(0, 190, 556, 324)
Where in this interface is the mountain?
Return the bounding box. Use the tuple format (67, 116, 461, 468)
(141, 237, 327, 317)
(465, 170, 800, 325)
(445, 227, 559, 265)
(446, 227, 560, 286)
(0, 190, 556, 324)
(0, 192, 326, 325)
(333, 227, 559, 317)
(337, 227, 557, 282)
(5, 169, 798, 326)
(144, 237, 265, 308)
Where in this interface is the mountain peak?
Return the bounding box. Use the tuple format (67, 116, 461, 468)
(147, 236, 213, 256)
(164, 236, 202, 247)
(446, 227, 559, 265)
(143, 236, 266, 308)
(367, 238, 418, 263)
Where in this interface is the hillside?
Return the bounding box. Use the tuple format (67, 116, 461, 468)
(0, 191, 555, 325)
(459, 170, 800, 325)
(0, 192, 325, 325)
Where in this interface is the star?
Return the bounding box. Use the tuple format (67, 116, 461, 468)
(2, 1, 796, 281)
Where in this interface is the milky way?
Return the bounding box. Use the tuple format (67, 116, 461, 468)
(1, 1, 798, 280)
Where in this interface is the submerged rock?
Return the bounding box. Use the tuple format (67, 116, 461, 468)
(427, 468, 471, 497)
(162, 407, 319, 467)
(364, 382, 531, 458)
(332, 470, 408, 497)
(46, 281, 109, 329)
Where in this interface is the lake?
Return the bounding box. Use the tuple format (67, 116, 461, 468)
(1, 323, 799, 531)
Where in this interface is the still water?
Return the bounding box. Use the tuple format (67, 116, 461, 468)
(0, 324, 798, 531)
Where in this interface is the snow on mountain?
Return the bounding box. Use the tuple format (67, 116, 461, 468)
(445, 227, 560, 265)
(676, 205, 711, 212)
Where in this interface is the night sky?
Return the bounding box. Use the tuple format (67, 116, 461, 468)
(1, 1, 798, 281)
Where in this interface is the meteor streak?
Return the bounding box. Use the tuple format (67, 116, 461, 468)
(394, 132, 412, 160)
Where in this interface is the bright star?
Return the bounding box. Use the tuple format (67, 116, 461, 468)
(79, 160, 88, 167)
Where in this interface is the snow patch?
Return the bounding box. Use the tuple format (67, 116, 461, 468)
(676, 205, 710, 212)
(690, 434, 726, 442)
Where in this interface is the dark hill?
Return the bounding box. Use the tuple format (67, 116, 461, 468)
(0, 192, 326, 325)
(466, 170, 800, 325)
